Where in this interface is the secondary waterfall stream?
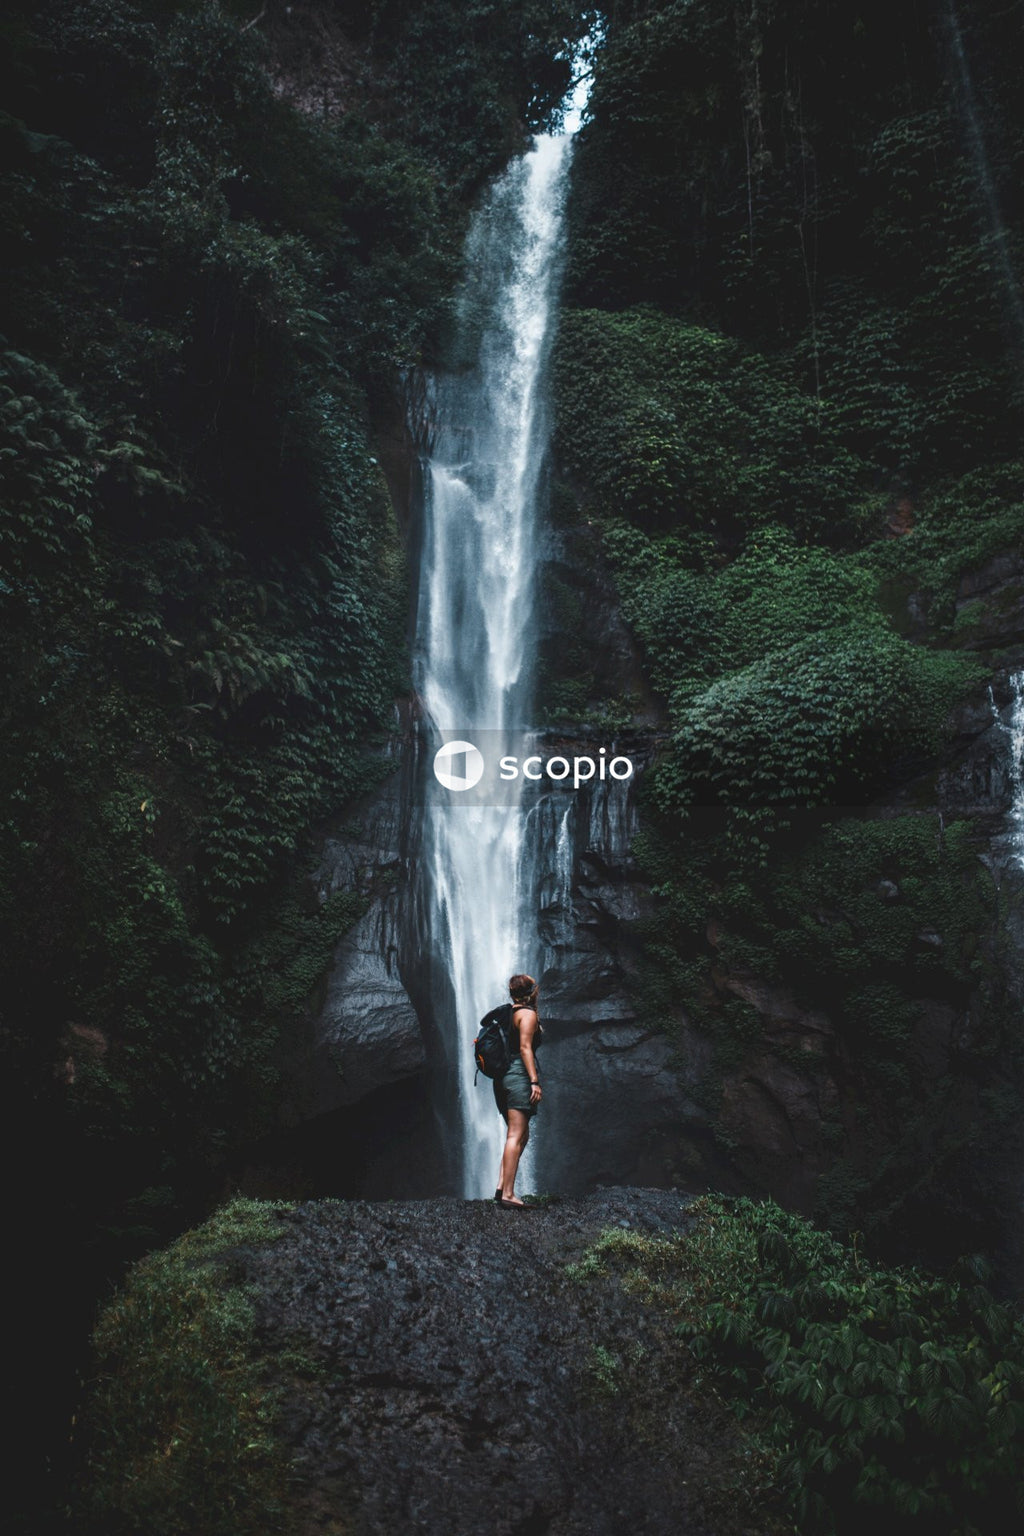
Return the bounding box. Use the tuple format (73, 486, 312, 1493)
(1006, 671, 1024, 862)
(412, 133, 574, 1197)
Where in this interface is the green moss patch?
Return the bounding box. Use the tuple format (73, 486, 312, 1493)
(82, 1198, 296, 1536)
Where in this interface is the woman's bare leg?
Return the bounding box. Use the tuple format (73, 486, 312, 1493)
(498, 1109, 530, 1203)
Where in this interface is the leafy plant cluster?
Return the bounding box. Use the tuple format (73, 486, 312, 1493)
(657, 628, 976, 816)
(553, 307, 992, 816)
(722, 816, 989, 1006)
(554, 308, 865, 547)
(863, 464, 1024, 641)
(581, 1198, 1024, 1534)
(337, 0, 597, 197)
(82, 1198, 300, 1536)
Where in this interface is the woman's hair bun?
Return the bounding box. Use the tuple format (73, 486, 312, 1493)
(509, 972, 538, 1004)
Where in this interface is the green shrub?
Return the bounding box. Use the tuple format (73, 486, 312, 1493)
(604, 523, 885, 698)
(654, 626, 979, 815)
(581, 1197, 1024, 1533)
(863, 465, 1024, 637)
(567, 0, 1024, 477)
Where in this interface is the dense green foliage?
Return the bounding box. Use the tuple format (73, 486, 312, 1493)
(0, 0, 591, 1238)
(548, 0, 1024, 1253)
(657, 629, 975, 813)
(864, 464, 1024, 640)
(324, 0, 595, 194)
(555, 309, 864, 546)
(629, 812, 1006, 1248)
(1, 5, 401, 1246)
(83, 1199, 297, 1536)
(578, 1199, 1024, 1533)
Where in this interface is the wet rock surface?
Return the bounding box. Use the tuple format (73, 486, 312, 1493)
(953, 551, 1024, 650)
(541, 1025, 708, 1192)
(281, 757, 427, 1127)
(234, 1189, 782, 1536)
(309, 904, 424, 1114)
(537, 520, 661, 726)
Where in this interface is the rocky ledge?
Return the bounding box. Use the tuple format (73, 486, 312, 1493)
(228, 1189, 782, 1536)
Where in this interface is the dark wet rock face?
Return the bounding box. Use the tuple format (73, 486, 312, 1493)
(527, 742, 698, 1194)
(536, 520, 661, 725)
(954, 553, 1024, 650)
(933, 675, 1015, 827)
(279, 759, 427, 1129)
(309, 905, 424, 1115)
(235, 1190, 779, 1536)
(541, 1024, 708, 1193)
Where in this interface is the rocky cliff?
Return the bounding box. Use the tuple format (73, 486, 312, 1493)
(83, 1189, 788, 1536)
(254, 513, 1024, 1284)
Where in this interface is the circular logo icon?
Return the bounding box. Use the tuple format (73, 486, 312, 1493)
(433, 739, 485, 792)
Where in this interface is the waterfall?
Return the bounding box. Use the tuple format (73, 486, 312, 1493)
(944, 1, 1024, 360)
(555, 804, 575, 943)
(1007, 671, 1024, 862)
(412, 133, 574, 1197)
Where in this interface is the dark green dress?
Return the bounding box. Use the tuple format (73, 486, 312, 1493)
(493, 1009, 543, 1120)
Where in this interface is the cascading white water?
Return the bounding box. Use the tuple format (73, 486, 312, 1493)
(944, 1, 1024, 359)
(413, 133, 574, 1197)
(554, 804, 575, 942)
(1006, 671, 1024, 861)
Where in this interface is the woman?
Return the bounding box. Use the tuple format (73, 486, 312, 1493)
(494, 972, 543, 1209)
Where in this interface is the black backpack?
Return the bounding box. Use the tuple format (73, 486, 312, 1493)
(474, 1002, 515, 1082)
